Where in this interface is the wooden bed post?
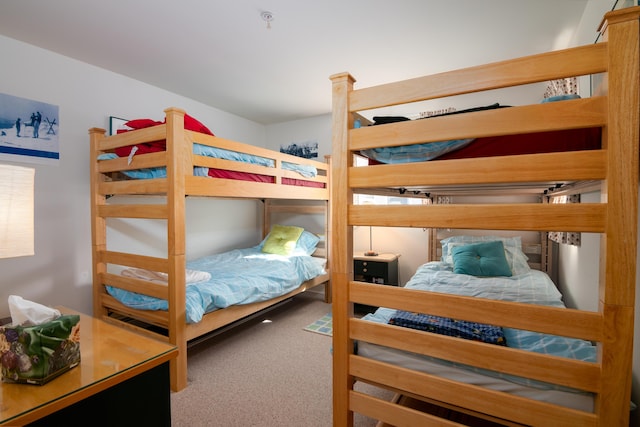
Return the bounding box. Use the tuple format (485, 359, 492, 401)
(330, 72, 356, 427)
(164, 107, 189, 392)
(596, 8, 639, 425)
(324, 154, 332, 304)
(89, 127, 108, 319)
(262, 199, 272, 239)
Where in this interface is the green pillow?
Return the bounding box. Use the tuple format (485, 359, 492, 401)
(261, 225, 305, 255)
(451, 240, 512, 277)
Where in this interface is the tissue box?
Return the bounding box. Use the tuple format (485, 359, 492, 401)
(0, 315, 80, 385)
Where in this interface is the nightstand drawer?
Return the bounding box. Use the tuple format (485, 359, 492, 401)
(354, 259, 388, 278)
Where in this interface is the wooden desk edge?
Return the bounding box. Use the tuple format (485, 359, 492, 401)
(4, 349, 177, 426)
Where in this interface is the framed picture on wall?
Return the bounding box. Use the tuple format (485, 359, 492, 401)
(0, 92, 60, 164)
(280, 140, 319, 159)
(109, 116, 128, 136)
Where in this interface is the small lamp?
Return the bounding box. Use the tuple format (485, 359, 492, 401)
(0, 164, 35, 258)
(364, 226, 378, 257)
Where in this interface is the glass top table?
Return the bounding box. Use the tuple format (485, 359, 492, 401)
(0, 308, 177, 425)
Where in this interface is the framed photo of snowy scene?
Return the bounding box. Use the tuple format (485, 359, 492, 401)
(0, 93, 59, 165)
(280, 140, 319, 159)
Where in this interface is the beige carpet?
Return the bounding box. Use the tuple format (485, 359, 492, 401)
(170, 290, 393, 426)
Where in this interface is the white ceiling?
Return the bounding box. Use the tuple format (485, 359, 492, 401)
(0, 1, 593, 125)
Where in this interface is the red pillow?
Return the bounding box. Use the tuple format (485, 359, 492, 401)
(123, 118, 163, 130)
(114, 140, 166, 156)
(119, 115, 214, 136)
(183, 114, 214, 136)
(113, 114, 214, 157)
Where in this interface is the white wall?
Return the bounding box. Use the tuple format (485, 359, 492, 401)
(266, 113, 332, 161)
(555, 191, 601, 312)
(0, 35, 267, 319)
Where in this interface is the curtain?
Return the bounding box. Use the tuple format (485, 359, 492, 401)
(544, 77, 580, 247)
(548, 194, 581, 246)
(544, 77, 578, 98)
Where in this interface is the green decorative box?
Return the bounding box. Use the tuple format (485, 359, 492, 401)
(0, 314, 80, 385)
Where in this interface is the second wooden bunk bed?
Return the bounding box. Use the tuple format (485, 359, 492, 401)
(330, 7, 638, 427)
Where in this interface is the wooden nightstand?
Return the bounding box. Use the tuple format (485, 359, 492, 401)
(353, 252, 399, 312)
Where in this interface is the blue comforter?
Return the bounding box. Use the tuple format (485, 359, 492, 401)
(363, 262, 596, 391)
(106, 246, 326, 323)
(98, 143, 318, 179)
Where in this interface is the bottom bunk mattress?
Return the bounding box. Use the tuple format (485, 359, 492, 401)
(105, 246, 327, 324)
(359, 260, 596, 412)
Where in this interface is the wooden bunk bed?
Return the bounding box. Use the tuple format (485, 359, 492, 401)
(89, 107, 330, 392)
(330, 7, 638, 427)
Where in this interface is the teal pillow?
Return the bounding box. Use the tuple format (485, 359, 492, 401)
(451, 240, 512, 277)
(440, 235, 530, 275)
(261, 225, 304, 255)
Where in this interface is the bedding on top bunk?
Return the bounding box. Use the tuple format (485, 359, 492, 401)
(99, 115, 324, 187)
(98, 146, 322, 186)
(358, 236, 597, 409)
(359, 97, 601, 164)
(106, 228, 326, 324)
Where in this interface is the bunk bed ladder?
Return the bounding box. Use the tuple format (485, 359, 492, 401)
(89, 108, 190, 392)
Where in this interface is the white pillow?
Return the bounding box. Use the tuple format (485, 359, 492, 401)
(121, 267, 211, 284)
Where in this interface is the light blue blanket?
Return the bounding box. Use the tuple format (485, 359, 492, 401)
(363, 262, 596, 392)
(106, 246, 326, 323)
(360, 138, 474, 163)
(98, 143, 318, 179)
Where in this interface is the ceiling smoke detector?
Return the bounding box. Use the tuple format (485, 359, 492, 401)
(261, 11, 274, 29)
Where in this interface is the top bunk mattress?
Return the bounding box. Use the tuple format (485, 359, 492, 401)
(99, 115, 325, 188)
(359, 99, 601, 165)
(99, 144, 324, 187)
